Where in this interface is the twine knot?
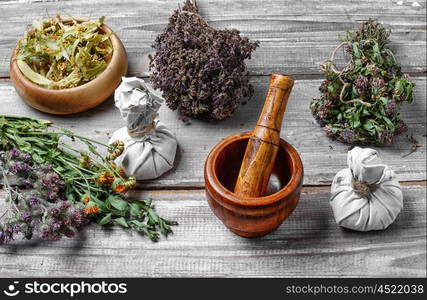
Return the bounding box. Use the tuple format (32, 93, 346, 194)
(127, 122, 156, 138)
(352, 179, 379, 198)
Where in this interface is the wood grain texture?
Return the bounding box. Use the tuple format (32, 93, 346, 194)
(0, 0, 425, 78)
(0, 186, 425, 277)
(0, 76, 425, 187)
(234, 75, 294, 197)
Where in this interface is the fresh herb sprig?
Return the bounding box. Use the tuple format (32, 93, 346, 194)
(310, 20, 415, 145)
(0, 115, 176, 241)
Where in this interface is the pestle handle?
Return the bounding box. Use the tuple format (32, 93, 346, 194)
(234, 74, 294, 197)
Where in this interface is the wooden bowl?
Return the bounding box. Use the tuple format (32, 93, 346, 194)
(204, 132, 304, 237)
(10, 18, 128, 114)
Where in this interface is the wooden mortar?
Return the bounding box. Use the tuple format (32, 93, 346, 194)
(10, 18, 128, 115)
(204, 74, 303, 237)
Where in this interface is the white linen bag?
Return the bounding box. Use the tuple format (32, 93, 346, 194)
(330, 147, 403, 231)
(109, 77, 177, 180)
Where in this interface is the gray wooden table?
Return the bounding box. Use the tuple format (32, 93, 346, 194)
(0, 0, 425, 277)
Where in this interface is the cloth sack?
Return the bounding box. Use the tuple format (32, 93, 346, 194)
(330, 147, 403, 231)
(109, 77, 177, 180)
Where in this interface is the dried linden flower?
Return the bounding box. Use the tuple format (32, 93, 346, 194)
(16, 14, 113, 89)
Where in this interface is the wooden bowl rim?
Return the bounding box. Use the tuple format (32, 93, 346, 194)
(10, 17, 124, 94)
(205, 132, 303, 207)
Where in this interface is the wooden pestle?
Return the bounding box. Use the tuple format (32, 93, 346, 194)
(234, 74, 294, 197)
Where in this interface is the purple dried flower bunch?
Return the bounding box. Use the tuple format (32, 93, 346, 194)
(149, 0, 259, 120)
(310, 20, 415, 145)
(0, 149, 87, 245)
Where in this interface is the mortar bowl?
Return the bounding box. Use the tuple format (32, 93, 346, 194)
(204, 132, 304, 237)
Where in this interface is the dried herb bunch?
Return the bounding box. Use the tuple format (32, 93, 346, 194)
(1, 116, 176, 242)
(16, 15, 113, 89)
(149, 0, 259, 120)
(310, 20, 415, 145)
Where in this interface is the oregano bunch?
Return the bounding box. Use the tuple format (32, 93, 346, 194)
(149, 0, 259, 120)
(310, 20, 415, 145)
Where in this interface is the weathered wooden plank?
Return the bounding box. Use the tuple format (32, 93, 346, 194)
(0, 76, 425, 187)
(0, 185, 425, 277)
(0, 0, 425, 77)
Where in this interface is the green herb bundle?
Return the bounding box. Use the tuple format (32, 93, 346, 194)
(16, 15, 112, 90)
(310, 20, 415, 145)
(0, 116, 176, 241)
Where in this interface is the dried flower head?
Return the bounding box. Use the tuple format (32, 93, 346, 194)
(355, 75, 369, 96)
(84, 205, 100, 215)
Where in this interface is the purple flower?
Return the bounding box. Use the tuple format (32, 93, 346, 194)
(11, 224, 21, 233)
(40, 227, 50, 240)
(62, 216, 71, 226)
(319, 80, 329, 93)
(10, 162, 33, 174)
(370, 76, 385, 88)
(395, 120, 408, 135)
(52, 221, 62, 231)
(50, 206, 61, 218)
(323, 125, 335, 138)
(355, 75, 369, 96)
(22, 153, 32, 162)
(21, 179, 33, 188)
(61, 201, 71, 209)
(340, 129, 356, 144)
(70, 209, 84, 227)
(379, 130, 394, 145)
(10, 149, 21, 159)
(385, 99, 397, 116)
(47, 191, 60, 203)
(29, 195, 39, 206)
(21, 211, 32, 223)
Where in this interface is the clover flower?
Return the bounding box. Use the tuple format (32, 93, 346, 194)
(355, 75, 369, 96)
(385, 99, 397, 116)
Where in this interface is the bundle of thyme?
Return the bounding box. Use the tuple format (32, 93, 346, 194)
(0, 116, 176, 242)
(149, 0, 259, 120)
(16, 15, 112, 89)
(310, 20, 415, 145)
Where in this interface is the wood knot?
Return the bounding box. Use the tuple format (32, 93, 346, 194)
(352, 179, 378, 198)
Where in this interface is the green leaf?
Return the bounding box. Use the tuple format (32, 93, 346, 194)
(352, 42, 361, 57)
(130, 220, 147, 229)
(382, 116, 395, 131)
(114, 217, 129, 228)
(147, 208, 160, 224)
(130, 202, 142, 218)
(108, 195, 128, 212)
(99, 213, 112, 225)
(363, 121, 374, 132)
(379, 97, 389, 105)
(17, 60, 52, 86)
